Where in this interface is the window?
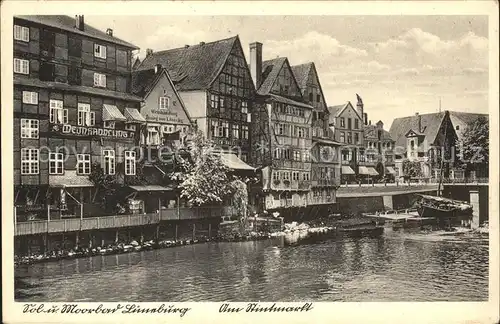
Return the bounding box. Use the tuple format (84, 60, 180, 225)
(125, 151, 136, 176)
(241, 101, 248, 114)
(309, 93, 313, 102)
(77, 154, 91, 175)
(316, 94, 321, 102)
(342, 150, 352, 162)
(14, 25, 29, 42)
(232, 124, 240, 139)
(242, 125, 249, 139)
(49, 100, 68, 124)
(103, 150, 115, 175)
(77, 103, 92, 126)
(410, 140, 415, 148)
(303, 172, 310, 181)
(94, 44, 107, 59)
(282, 172, 290, 181)
(456, 125, 460, 130)
(347, 118, 352, 129)
(20, 119, 39, 139)
(354, 132, 359, 144)
(21, 148, 39, 175)
(297, 127, 305, 138)
(210, 94, 219, 109)
(340, 118, 345, 128)
(104, 121, 115, 129)
(49, 152, 64, 175)
(14, 58, 29, 74)
(93, 73, 106, 87)
(159, 96, 170, 109)
(125, 124, 136, 131)
(347, 132, 352, 144)
(293, 151, 301, 161)
(303, 150, 310, 162)
(222, 122, 229, 138)
(147, 126, 160, 145)
(292, 172, 299, 181)
(355, 119, 359, 129)
(22, 91, 38, 104)
(273, 171, 280, 181)
(340, 132, 345, 143)
(40, 62, 55, 81)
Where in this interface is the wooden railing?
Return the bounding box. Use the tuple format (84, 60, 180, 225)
(15, 207, 234, 236)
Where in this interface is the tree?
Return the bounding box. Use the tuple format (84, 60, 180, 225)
(402, 159, 423, 182)
(170, 130, 232, 206)
(228, 178, 248, 233)
(460, 116, 489, 176)
(88, 162, 120, 212)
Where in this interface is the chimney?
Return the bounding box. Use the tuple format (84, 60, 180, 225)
(184, 45, 190, 48)
(75, 15, 84, 31)
(364, 113, 368, 126)
(416, 112, 422, 132)
(199, 41, 205, 46)
(249, 42, 263, 89)
(106, 28, 113, 36)
(369, 120, 371, 126)
(154, 64, 162, 74)
(146, 48, 153, 57)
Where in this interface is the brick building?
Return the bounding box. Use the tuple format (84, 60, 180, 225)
(13, 15, 144, 221)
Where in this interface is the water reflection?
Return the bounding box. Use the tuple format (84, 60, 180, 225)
(16, 232, 488, 302)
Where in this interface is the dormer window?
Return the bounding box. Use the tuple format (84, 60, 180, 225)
(94, 44, 107, 59)
(159, 96, 170, 110)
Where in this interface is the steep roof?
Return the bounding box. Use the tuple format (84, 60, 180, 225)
(364, 124, 394, 141)
(290, 63, 313, 95)
(16, 15, 139, 49)
(131, 68, 159, 97)
(136, 36, 238, 91)
(449, 111, 488, 125)
(389, 112, 447, 148)
(258, 57, 288, 95)
(328, 104, 347, 117)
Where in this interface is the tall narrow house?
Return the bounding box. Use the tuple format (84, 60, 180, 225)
(135, 36, 255, 166)
(13, 15, 144, 221)
(249, 42, 314, 211)
(291, 62, 342, 207)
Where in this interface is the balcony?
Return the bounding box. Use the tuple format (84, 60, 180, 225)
(311, 179, 339, 187)
(15, 206, 239, 236)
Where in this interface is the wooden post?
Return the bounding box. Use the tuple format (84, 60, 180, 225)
(115, 230, 119, 243)
(192, 223, 196, 241)
(155, 224, 160, 241)
(43, 234, 48, 254)
(75, 231, 79, 247)
(208, 223, 212, 238)
(175, 224, 178, 241)
(62, 233, 65, 250)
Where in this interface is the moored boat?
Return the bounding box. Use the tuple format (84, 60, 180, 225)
(416, 194, 473, 218)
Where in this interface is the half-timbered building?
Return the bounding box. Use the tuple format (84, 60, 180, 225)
(13, 15, 144, 221)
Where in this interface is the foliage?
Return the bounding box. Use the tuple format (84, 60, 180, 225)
(170, 130, 232, 206)
(460, 117, 489, 171)
(88, 162, 121, 212)
(228, 178, 248, 232)
(402, 160, 423, 180)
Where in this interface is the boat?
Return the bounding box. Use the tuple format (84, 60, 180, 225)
(416, 194, 473, 219)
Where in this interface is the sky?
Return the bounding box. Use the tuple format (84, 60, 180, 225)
(86, 15, 489, 128)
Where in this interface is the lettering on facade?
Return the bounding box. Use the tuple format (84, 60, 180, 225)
(53, 124, 134, 138)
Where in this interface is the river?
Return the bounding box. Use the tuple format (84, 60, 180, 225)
(15, 230, 488, 302)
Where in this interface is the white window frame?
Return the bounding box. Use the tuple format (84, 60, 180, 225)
(159, 96, 170, 110)
(78, 103, 91, 126)
(273, 171, 280, 181)
(103, 121, 115, 129)
(232, 124, 240, 139)
(93, 73, 106, 87)
(293, 151, 300, 161)
(49, 99, 67, 124)
(221, 121, 229, 138)
(282, 172, 290, 181)
(77, 154, 91, 175)
(103, 150, 115, 175)
(14, 58, 29, 74)
(94, 44, 107, 59)
(20, 119, 39, 139)
(241, 101, 248, 114)
(125, 151, 136, 176)
(14, 25, 29, 42)
(147, 126, 160, 145)
(22, 91, 38, 104)
(125, 124, 136, 131)
(242, 125, 249, 139)
(49, 152, 64, 175)
(303, 150, 310, 162)
(21, 148, 39, 175)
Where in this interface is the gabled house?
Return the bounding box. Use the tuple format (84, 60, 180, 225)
(292, 62, 342, 206)
(135, 36, 255, 166)
(131, 65, 193, 151)
(389, 111, 457, 179)
(448, 111, 488, 142)
(249, 42, 314, 211)
(328, 96, 365, 183)
(362, 119, 396, 181)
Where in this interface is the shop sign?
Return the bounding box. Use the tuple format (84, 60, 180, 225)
(52, 124, 135, 138)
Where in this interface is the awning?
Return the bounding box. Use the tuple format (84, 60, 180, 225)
(128, 185, 174, 192)
(220, 153, 255, 171)
(49, 171, 94, 188)
(359, 166, 379, 176)
(341, 166, 355, 175)
(103, 104, 126, 122)
(124, 108, 146, 124)
(386, 166, 397, 174)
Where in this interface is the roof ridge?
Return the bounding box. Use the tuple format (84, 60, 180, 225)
(151, 35, 239, 56)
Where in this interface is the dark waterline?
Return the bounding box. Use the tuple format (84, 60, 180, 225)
(15, 231, 488, 302)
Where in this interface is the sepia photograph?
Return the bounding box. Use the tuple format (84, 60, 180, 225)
(2, 2, 499, 323)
